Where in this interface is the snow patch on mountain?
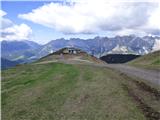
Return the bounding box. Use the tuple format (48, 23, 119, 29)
(142, 47, 149, 54)
(152, 39, 160, 52)
(108, 45, 129, 54)
(50, 50, 54, 53)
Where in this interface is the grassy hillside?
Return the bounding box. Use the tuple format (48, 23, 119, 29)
(38, 52, 104, 64)
(1, 58, 20, 70)
(128, 50, 160, 70)
(2, 62, 149, 120)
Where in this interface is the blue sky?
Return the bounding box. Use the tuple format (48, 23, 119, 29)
(1, 0, 160, 44)
(1, 1, 105, 44)
(1, 1, 78, 44)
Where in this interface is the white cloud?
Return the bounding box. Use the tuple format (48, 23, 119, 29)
(147, 3, 160, 29)
(0, 10, 32, 41)
(1, 18, 13, 29)
(1, 24, 32, 41)
(18, 0, 160, 35)
(116, 28, 148, 36)
(0, 10, 13, 29)
(0, 10, 7, 17)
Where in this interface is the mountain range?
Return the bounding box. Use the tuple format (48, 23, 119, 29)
(1, 58, 20, 70)
(1, 35, 160, 65)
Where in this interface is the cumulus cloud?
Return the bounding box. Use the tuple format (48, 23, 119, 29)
(0, 10, 7, 17)
(146, 3, 160, 30)
(0, 10, 13, 29)
(1, 24, 32, 41)
(0, 10, 32, 41)
(18, 0, 160, 35)
(115, 29, 147, 36)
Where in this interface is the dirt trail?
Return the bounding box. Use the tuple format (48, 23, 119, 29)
(105, 64, 160, 86)
(35, 56, 160, 86)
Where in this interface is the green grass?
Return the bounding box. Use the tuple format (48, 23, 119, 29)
(152, 59, 160, 65)
(128, 50, 160, 70)
(2, 63, 146, 120)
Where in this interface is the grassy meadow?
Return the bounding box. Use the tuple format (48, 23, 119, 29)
(1, 62, 146, 120)
(128, 50, 160, 70)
